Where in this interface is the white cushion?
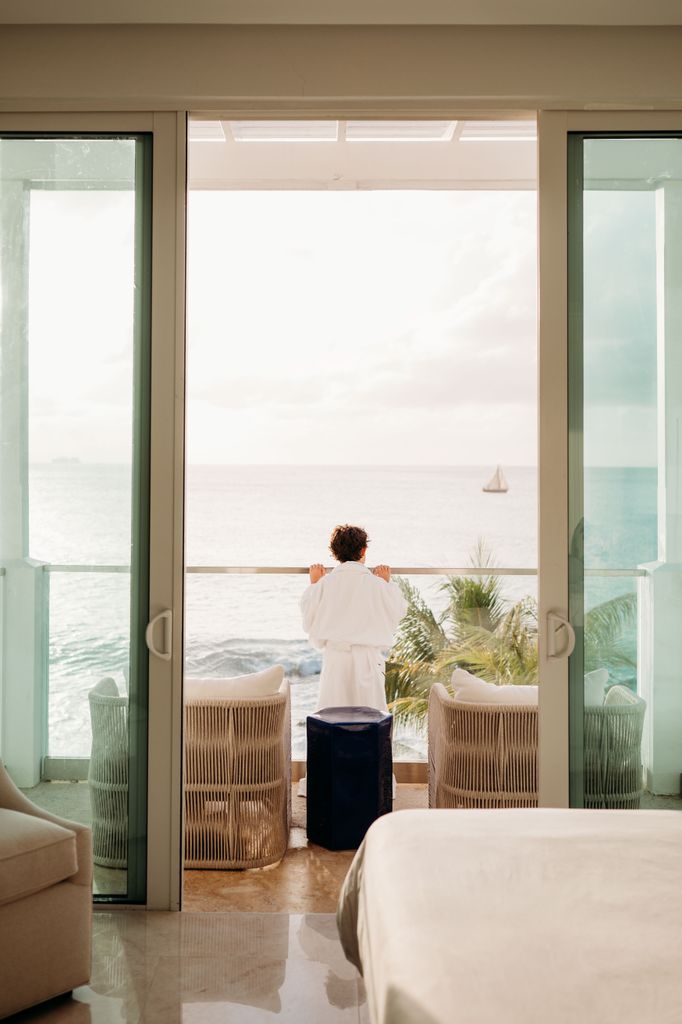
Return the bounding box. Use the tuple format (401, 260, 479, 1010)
(451, 668, 538, 706)
(584, 668, 608, 706)
(91, 676, 120, 698)
(0, 809, 78, 907)
(603, 683, 640, 707)
(184, 665, 285, 702)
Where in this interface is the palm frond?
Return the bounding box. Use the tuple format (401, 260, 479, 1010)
(388, 695, 430, 728)
(439, 539, 505, 635)
(387, 551, 638, 726)
(435, 598, 539, 685)
(584, 592, 637, 673)
(387, 545, 539, 723)
(585, 592, 636, 645)
(390, 576, 446, 667)
(384, 659, 438, 705)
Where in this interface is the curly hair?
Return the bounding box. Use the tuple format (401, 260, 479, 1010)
(329, 524, 369, 563)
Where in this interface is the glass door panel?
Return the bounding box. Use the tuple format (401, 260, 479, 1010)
(568, 133, 682, 810)
(0, 135, 152, 898)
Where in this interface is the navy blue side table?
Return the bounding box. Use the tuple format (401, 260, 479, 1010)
(306, 706, 392, 850)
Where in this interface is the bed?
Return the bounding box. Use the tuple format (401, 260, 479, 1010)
(337, 808, 682, 1024)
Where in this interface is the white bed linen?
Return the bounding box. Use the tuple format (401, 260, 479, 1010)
(337, 808, 682, 1024)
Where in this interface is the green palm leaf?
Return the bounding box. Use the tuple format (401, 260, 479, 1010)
(584, 591, 637, 673)
(391, 576, 446, 667)
(386, 543, 637, 727)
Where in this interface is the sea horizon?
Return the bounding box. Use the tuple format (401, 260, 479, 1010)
(25, 462, 652, 759)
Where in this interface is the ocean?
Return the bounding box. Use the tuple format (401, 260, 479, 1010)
(28, 463, 655, 760)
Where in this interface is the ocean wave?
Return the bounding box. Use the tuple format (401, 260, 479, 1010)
(184, 638, 322, 680)
(49, 632, 323, 681)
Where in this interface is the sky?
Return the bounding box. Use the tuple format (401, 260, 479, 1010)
(25, 183, 539, 466)
(27, 189, 136, 462)
(21, 160, 659, 470)
(186, 189, 538, 466)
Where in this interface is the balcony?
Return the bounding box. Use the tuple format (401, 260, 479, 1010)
(0, 559, 655, 782)
(2, 555, 677, 905)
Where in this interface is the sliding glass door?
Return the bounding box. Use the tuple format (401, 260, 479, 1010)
(0, 133, 152, 899)
(568, 131, 682, 810)
(539, 112, 682, 810)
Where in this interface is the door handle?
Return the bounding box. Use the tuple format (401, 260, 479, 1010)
(146, 609, 172, 661)
(547, 611, 576, 659)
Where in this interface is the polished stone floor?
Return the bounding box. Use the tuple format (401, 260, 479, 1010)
(23, 778, 428, 912)
(184, 783, 428, 913)
(11, 910, 368, 1023)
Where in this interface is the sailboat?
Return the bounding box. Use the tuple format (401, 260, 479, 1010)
(482, 465, 508, 493)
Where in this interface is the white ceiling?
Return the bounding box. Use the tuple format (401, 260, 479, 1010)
(189, 119, 537, 190)
(2, 0, 682, 24)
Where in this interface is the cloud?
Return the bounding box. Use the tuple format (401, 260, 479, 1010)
(186, 191, 536, 432)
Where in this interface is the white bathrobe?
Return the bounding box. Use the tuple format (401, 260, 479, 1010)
(300, 561, 408, 712)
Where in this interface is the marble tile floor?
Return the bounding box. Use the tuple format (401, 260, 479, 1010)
(21, 780, 428, 911)
(183, 783, 428, 914)
(10, 910, 369, 1023)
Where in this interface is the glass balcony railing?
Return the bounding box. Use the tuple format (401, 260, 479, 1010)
(9, 562, 648, 773)
(185, 564, 540, 762)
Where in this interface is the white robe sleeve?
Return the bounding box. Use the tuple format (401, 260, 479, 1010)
(382, 580, 408, 626)
(300, 582, 325, 648)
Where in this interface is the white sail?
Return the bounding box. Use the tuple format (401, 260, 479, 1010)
(482, 465, 508, 493)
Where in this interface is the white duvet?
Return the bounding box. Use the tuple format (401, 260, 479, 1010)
(337, 808, 682, 1024)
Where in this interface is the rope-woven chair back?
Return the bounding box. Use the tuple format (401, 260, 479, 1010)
(88, 680, 129, 868)
(429, 681, 646, 811)
(184, 683, 291, 869)
(428, 683, 538, 808)
(584, 693, 646, 809)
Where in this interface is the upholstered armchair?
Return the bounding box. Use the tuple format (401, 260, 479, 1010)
(0, 761, 92, 1018)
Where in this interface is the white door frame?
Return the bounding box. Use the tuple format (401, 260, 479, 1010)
(537, 109, 682, 808)
(0, 111, 187, 909)
(147, 111, 187, 911)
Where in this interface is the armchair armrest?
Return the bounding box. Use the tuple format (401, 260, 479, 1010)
(0, 762, 93, 887)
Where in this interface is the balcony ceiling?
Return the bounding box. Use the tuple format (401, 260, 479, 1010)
(189, 119, 537, 191)
(2, 0, 682, 25)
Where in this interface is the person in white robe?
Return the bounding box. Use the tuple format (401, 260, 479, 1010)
(298, 524, 407, 798)
(300, 524, 407, 712)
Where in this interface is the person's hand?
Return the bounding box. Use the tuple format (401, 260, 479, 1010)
(372, 564, 391, 582)
(309, 564, 326, 584)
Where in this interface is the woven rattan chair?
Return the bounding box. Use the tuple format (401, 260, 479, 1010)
(184, 677, 291, 869)
(429, 679, 645, 811)
(584, 684, 646, 808)
(428, 682, 538, 808)
(87, 677, 128, 868)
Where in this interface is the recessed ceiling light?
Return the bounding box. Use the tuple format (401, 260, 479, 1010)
(189, 120, 226, 143)
(229, 121, 339, 143)
(346, 121, 457, 142)
(459, 121, 537, 142)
